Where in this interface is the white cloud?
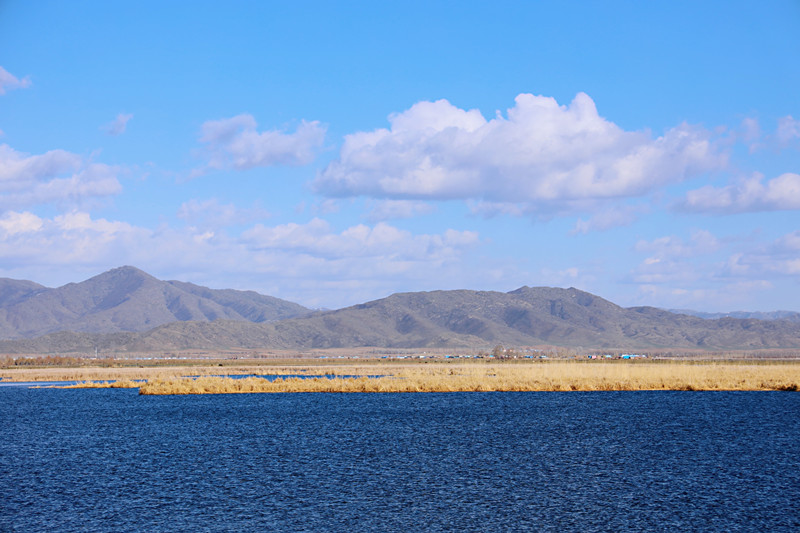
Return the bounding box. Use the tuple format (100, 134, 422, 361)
(630, 230, 723, 286)
(741, 115, 800, 152)
(627, 229, 800, 311)
(312, 199, 341, 215)
(195, 114, 326, 174)
(0, 66, 31, 95)
(538, 266, 586, 287)
(103, 113, 133, 136)
(0, 211, 145, 267)
(728, 231, 800, 277)
(314, 92, 725, 210)
(630, 259, 705, 285)
(237, 219, 482, 305)
(242, 218, 478, 262)
(467, 201, 530, 218)
(738, 117, 763, 153)
(0, 211, 43, 236)
(679, 172, 800, 213)
(571, 205, 645, 234)
(366, 199, 435, 222)
(775, 115, 800, 146)
(634, 281, 774, 312)
(177, 198, 270, 229)
(0, 212, 483, 308)
(56, 211, 132, 234)
(0, 144, 122, 208)
(740, 117, 761, 143)
(634, 230, 720, 260)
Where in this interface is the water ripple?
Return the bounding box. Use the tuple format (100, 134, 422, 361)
(1, 390, 798, 531)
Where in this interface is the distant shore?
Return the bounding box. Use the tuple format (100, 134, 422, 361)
(3, 358, 798, 394)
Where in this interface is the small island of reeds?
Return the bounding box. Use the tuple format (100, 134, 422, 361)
(8, 357, 795, 395)
(134, 361, 799, 394)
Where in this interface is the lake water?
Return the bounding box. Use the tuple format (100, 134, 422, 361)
(1, 388, 798, 532)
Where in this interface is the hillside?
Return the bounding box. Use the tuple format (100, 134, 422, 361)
(670, 309, 800, 323)
(2, 280, 800, 354)
(0, 266, 310, 340)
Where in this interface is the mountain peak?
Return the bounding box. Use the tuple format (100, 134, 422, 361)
(93, 265, 155, 280)
(0, 266, 310, 339)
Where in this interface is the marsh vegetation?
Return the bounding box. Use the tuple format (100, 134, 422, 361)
(136, 361, 800, 394)
(6, 358, 797, 394)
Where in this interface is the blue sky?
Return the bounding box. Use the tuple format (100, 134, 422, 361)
(1, 0, 799, 311)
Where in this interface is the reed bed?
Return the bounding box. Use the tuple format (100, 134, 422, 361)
(38, 379, 141, 389)
(0, 364, 317, 383)
(137, 362, 800, 395)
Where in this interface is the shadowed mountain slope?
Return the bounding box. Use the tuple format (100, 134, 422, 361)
(0, 278, 46, 307)
(0, 266, 310, 340)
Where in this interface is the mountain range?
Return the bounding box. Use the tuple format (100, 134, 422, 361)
(2, 266, 800, 354)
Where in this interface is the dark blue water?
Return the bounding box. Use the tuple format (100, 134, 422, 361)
(1, 389, 798, 532)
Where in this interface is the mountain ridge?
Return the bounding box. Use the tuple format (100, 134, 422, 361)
(2, 267, 800, 353)
(668, 309, 800, 323)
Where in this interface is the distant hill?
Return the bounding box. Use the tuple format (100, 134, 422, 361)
(0, 266, 310, 340)
(230, 286, 800, 350)
(2, 280, 800, 354)
(669, 309, 800, 323)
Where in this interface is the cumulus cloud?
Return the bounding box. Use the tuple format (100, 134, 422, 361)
(195, 114, 326, 174)
(537, 266, 588, 288)
(314, 92, 725, 211)
(311, 199, 341, 215)
(634, 230, 721, 259)
(571, 205, 646, 234)
(634, 281, 774, 312)
(740, 117, 761, 143)
(741, 115, 800, 152)
(627, 229, 800, 311)
(366, 200, 435, 222)
(0, 211, 145, 268)
(0, 66, 31, 95)
(238, 220, 480, 306)
(630, 229, 800, 306)
(630, 230, 723, 285)
(177, 198, 270, 229)
(629, 258, 706, 286)
(728, 231, 800, 277)
(0, 212, 483, 308)
(0, 144, 122, 208)
(679, 172, 800, 213)
(775, 115, 800, 146)
(736, 117, 763, 153)
(103, 113, 133, 136)
(0, 209, 257, 278)
(242, 218, 478, 262)
(0, 210, 43, 236)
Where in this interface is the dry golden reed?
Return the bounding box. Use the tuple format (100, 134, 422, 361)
(0, 364, 311, 383)
(136, 362, 800, 395)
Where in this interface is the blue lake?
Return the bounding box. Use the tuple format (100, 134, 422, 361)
(1, 388, 798, 532)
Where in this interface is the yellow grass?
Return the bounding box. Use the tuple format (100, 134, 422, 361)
(37, 379, 141, 389)
(4, 359, 798, 394)
(0, 363, 318, 383)
(137, 361, 800, 395)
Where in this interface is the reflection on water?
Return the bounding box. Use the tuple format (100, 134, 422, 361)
(1, 389, 798, 532)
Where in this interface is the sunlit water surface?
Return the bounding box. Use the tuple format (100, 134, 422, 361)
(2, 388, 798, 532)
